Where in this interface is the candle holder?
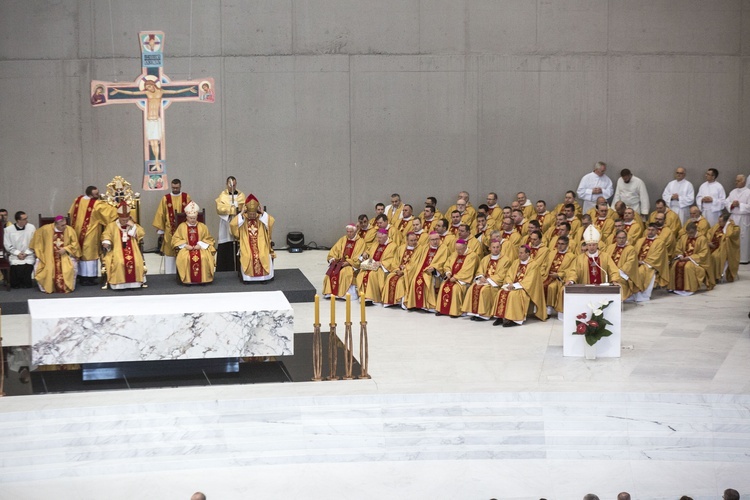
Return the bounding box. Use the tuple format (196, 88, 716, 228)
(326, 323, 339, 380)
(343, 321, 354, 380)
(358, 320, 370, 379)
(311, 322, 323, 381)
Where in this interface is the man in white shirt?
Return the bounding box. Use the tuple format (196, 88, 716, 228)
(695, 168, 726, 227)
(725, 174, 750, 264)
(577, 161, 613, 213)
(662, 166, 694, 225)
(612, 168, 650, 218)
(3, 211, 36, 288)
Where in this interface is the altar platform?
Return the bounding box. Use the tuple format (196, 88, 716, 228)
(0, 268, 316, 315)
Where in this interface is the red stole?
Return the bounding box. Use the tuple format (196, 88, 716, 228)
(638, 238, 654, 261)
(360, 243, 388, 292)
(328, 239, 357, 296)
(165, 193, 188, 233)
(595, 218, 607, 230)
(710, 227, 724, 254)
(470, 258, 499, 313)
(587, 255, 603, 284)
(624, 222, 635, 233)
(52, 231, 66, 293)
(385, 247, 415, 304)
(72, 196, 97, 250)
(422, 219, 435, 232)
(187, 225, 203, 284)
(413, 247, 438, 309)
(439, 254, 466, 315)
(674, 237, 696, 291)
(611, 245, 625, 265)
(398, 218, 411, 232)
(246, 219, 263, 276)
(544, 252, 566, 288)
(494, 262, 527, 317)
(449, 225, 460, 236)
(115, 224, 138, 283)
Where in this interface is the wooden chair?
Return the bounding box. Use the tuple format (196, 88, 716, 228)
(174, 208, 206, 226)
(38, 214, 71, 227)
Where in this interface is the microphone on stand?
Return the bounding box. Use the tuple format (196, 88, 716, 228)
(590, 257, 609, 285)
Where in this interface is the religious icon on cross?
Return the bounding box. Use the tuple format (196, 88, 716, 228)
(91, 31, 215, 191)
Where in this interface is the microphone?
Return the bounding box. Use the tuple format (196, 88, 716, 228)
(589, 256, 609, 285)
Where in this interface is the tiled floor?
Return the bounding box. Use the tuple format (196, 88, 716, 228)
(1, 250, 749, 499)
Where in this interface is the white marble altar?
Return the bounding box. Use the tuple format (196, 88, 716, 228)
(29, 291, 293, 365)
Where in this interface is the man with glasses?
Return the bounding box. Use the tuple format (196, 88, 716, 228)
(3, 211, 36, 288)
(662, 167, 694, 225)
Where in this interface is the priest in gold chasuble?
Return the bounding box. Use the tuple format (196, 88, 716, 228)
(436, 239, 479, 317)
(29, 216, 81, 294)
(101, 202, 147, 289)
(230, 194, 275, 282)
(173, 202, 216, 285)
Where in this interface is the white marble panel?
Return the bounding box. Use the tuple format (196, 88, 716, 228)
(29, 292, 293, 365)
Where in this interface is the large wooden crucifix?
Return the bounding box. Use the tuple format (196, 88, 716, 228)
(91, 31, 215, 191)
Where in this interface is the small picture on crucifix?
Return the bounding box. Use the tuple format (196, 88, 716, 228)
(91, 85, 106, 106)
(199, 81, 214, 103)
(148, 174, 166, 190)
(147, 162, 163, 173)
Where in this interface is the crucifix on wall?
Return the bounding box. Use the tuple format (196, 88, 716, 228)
(91, 31, 215, 191)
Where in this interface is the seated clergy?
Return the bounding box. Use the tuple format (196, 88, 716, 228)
(403, 231, 450, 312)
(462, 238, 512, 321)
(707, 212, 740, 285)
(669, 221, 711, 296)
(490, 244, 547, 327)
(541, 235, 577, 321)
(323, 223, 366, 299)
(231, 194, 276, 283)
(29, 215, 81, 294)
(436, 238, 479, 317)
(173, 201, 217, 285)
(101, 202, 147, 290)
(631, 223, 669, 302)
(356, 228, 398, 304)
(381, 232, 421, 307)
(605, 229, 639, 301)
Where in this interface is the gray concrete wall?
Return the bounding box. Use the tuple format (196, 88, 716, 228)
(1, 0, 749, 249)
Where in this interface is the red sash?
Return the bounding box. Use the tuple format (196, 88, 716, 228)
(384, 248, 415, 304)
(166, 193, 188, 233)
(118, 226, 138, 283)
(544, 252, 566, 288)
(328, 239, 357, 296)
(423, 219, 434, 232)
(439, 255, 466, 315)
(360, 243, 387, 292)
(638, 238, 654, 261)
(495, 263, 527, 317)
(710, 227, 723, 254)
(595, 218, 607, 230)
(674, 237, 697, 291)
(187, 225, 202, 283)
(246, 219, 264, 276)
(587, 255, 602, 284)
(72, 196, 97, 250)
(413, 248, 438, 309)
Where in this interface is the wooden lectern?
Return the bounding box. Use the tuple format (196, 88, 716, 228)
(562, 284, 622, 358)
